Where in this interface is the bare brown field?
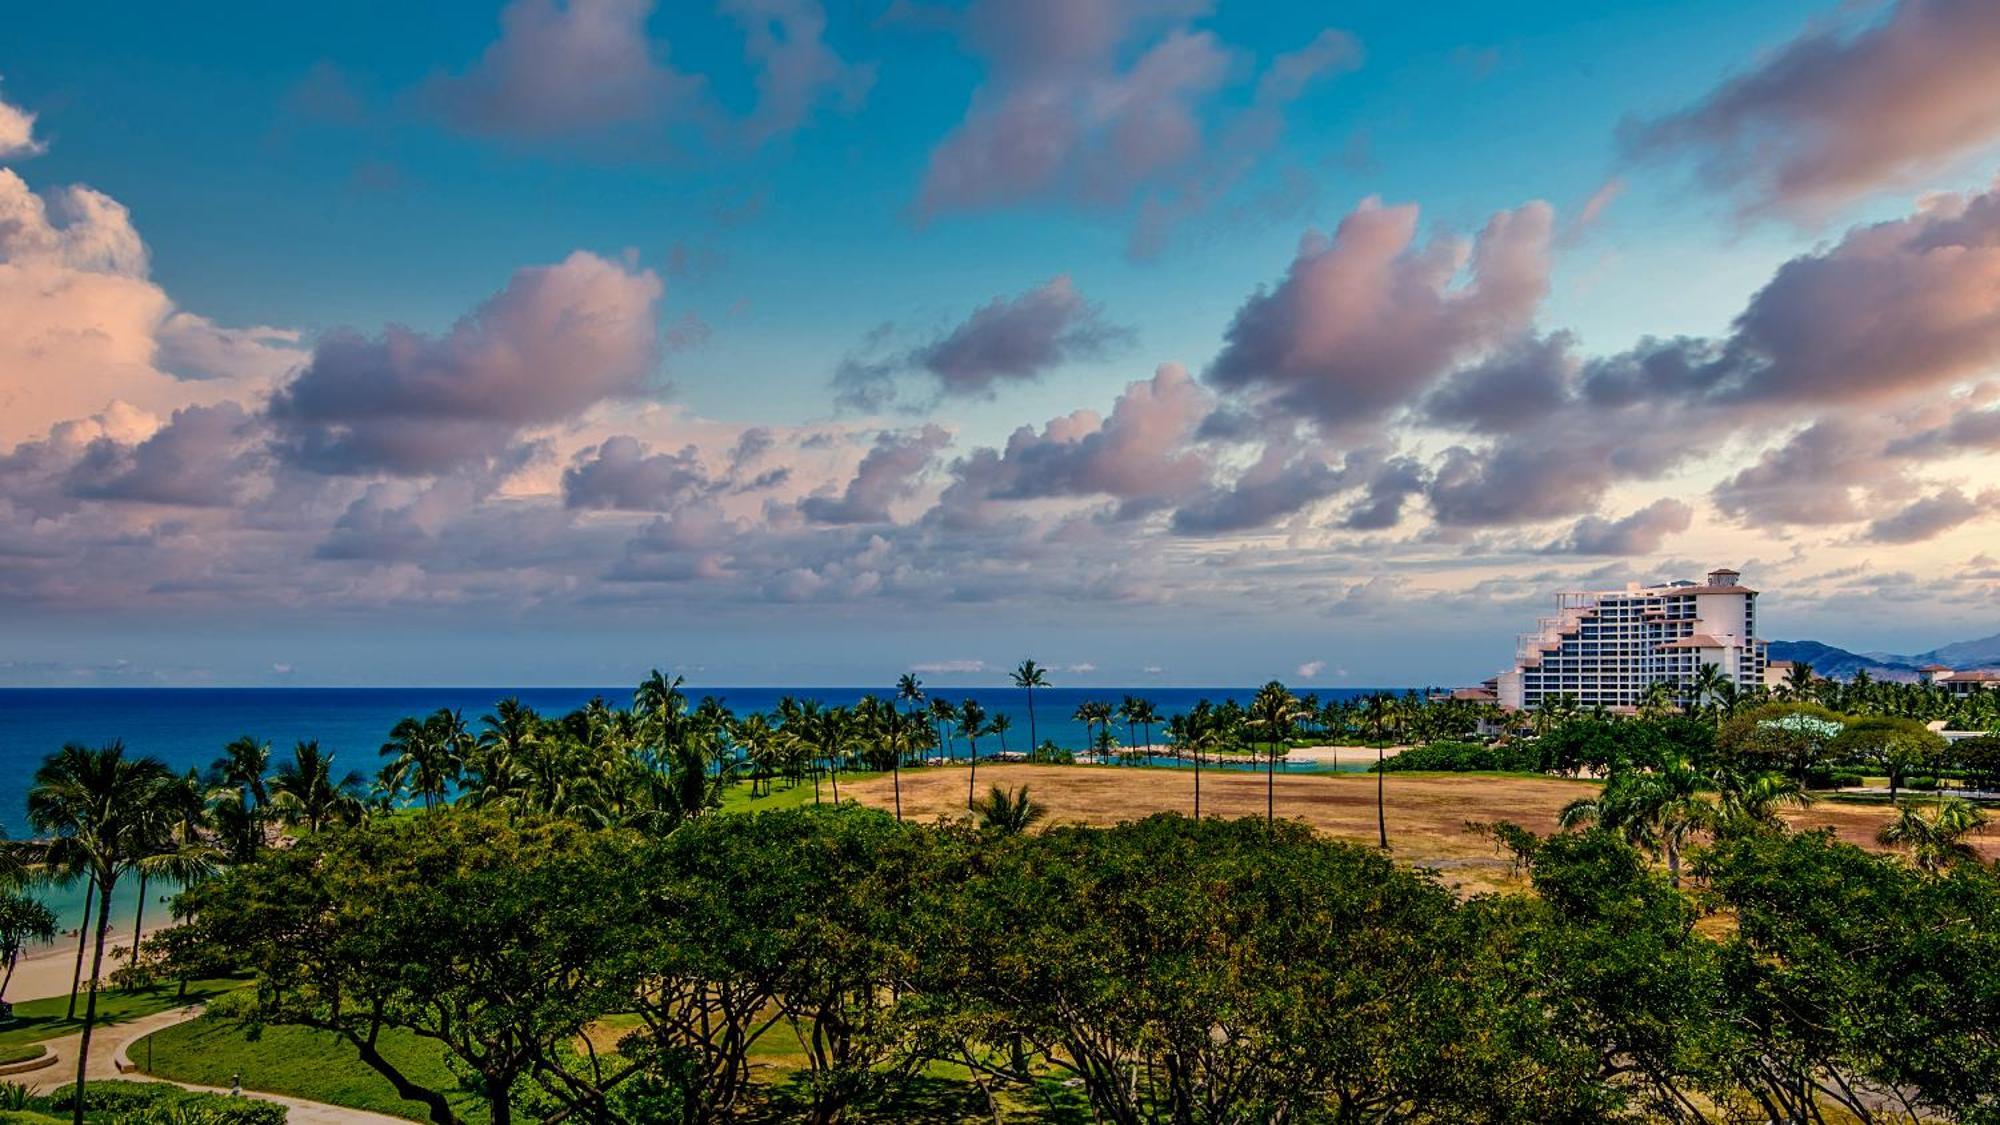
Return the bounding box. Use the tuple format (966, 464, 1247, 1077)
(843, 763, 1996, 895)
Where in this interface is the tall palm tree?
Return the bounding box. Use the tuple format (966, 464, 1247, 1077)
(29, 742, 173, 1125)
(1248, 682, 1298, 828)
(959, 699, 989, 809)
(379, 710, 469, 811)
(269, 740, 365, 833)
(1011, 660, 1050, 752)
(987, 713, 1013, 755)
(1878, 794, 1989, 873)
(1689, 662, 1728, 720)
(1780, 661, 1816, 702)
(1126, 698, 1159, 752)
(468, 698, 540, 807)
(928, 698, 959, 763)
(128, 769, 212, 963)
(1716, 769, 1814, 829)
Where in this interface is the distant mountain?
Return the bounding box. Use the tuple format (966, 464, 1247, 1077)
(1909, 631, 2000, 669)
(1766, 640, 1921, 682)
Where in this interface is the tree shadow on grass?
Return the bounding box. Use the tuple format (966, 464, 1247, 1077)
(746, 1073, 1093, 1123)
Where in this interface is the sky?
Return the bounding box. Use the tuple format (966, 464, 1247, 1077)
(2, 0, 2000, 688)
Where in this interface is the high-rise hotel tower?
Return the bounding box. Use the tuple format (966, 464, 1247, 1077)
(1494, 568, 1769, 711)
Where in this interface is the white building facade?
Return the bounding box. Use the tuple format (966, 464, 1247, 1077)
(1494, 568, 1769, 711)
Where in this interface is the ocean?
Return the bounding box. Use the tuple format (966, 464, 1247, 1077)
(0, 685, 1403, 933)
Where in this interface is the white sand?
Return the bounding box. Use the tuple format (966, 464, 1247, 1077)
(4, 924, 167, 1004)
(1283, 744, 1408, 766)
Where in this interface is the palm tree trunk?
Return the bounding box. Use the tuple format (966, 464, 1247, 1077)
(1266, 737, 1276, 828)
(1193, 747, 1201, 821)
(967, 739, 978, 810)
(1376, 745, 1388, 849)
(828, 754, 841, 805)
(71, 877, 115, 1125)
(67, 875, 93, 1020)
(1026, 689, 1037, 754)
(131, 871, 149, 964)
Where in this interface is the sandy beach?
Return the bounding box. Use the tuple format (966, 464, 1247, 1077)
(1283, 744, 1408, 766)
(4, 925, 161, 1004)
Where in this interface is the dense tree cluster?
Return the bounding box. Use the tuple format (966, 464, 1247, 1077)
(164, 804, 2000, 1125)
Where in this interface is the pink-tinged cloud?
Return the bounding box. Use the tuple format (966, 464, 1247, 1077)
(423, 0, 706, 141)
(270, 251, 665, 476)
(1550, 498, 1692, 556)
(934, 363, 1212, 525)
(915, 1, 1230, 216)
(915, 275, 1126, 394)
(1866, 488, 1998, 544)
(0, 78, 43, 160)
(1628, 0, 2000, 218)
(1205, 198, 1553, 425)
(1725, 179, 2000, 403)
(800, 424, 950, 524)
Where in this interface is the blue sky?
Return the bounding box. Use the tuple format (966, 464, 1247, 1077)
(2, 0, 1998, 686)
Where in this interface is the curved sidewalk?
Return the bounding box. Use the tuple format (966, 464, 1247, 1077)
(23, 1005, 410, 1124)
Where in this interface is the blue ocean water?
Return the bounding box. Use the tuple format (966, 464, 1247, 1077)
(0, 685, 1402, 934)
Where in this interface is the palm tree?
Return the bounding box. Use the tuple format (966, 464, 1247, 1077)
(1877, 794, 1989, 873)
(1780, 661, 1816, 702)
(269, 741, 365, 833)
(1689, 663, 1727, 720)
(128, 769, 212, 964)
(929, 698, 959, 762)
(0, 893, 55, 1015)
(1637, 680, 1677, 720)
(379, 710, 469, 811)
(1716, 769, 1813, 829)
(1248, 682, 1298, 828)
(1011, 660, 1050, 752)
(988, 713, 1013, 755)
(1126, 698, 1159, 752)
(29, 742, 174, 1124)
(468, 698, 540, 806)
(897, 674, 926, 759)
(971, 785, 1046, 835)
(1559, 757, 1715, 888)
(959, 699, 989, 809)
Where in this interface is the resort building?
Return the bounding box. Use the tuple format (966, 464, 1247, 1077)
(1493, 567, 1769, 711)
(1918, 665, 2000, 696)
(1762, 660, 1797, 692)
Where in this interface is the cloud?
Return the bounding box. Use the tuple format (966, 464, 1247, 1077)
(1296, 659, 1325, 678)
(65, 402, 263, 508)
(1169, 443, 1341, 534)
(915, 1, 1226, 216)
(836, 276, 1128, 407)
(0, 78, 43, 160)
(1626, 0, 2000, 218)
(422, 0, 706, 143)
(1205, 198, 1553, 426)
(800, 424, 950, 524)
(1711, 419, 1893, 527)
(724, 0, 874, 143)
(562, 435, 716, 510)
(1865, 488, 1996, 544)
(1548, 498, 1693, 555)
(910, 658, 985, 674)
(421, 0, 865, 150)
(933, 364, 1213, 525)
(269, 251, 665, 475)
(914, 275, 1126, 395)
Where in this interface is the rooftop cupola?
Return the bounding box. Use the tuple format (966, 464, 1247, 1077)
(1706, 567, 1741, 587)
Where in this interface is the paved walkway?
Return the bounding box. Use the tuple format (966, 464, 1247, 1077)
(22, 1005, 410, 1124)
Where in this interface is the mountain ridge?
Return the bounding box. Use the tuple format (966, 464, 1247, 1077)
(1768, 629, 2000, 681)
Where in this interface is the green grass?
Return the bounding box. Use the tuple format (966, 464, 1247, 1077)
(718, 772, 884, 815)
(134, 1014, 486, 1123)
(0, 978, 246, 1051)
(0, 1042, 46, 1066)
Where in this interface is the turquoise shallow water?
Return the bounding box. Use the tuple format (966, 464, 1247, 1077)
(0, 684, 1402, 932)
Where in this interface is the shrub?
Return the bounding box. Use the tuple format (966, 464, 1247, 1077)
(45, 1082, 286, 1125)
(1378, 741, 1541, 773)
(1906, 776, 1939, 791)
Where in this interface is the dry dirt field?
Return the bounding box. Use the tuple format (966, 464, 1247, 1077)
(844, 763, 1995, 895)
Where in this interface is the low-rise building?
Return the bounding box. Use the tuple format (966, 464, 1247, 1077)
(1919, 665, 2000, 695)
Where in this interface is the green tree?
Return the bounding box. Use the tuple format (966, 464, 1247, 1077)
(1010, 660, 1049, 754)
(0, 892, 55, 1013)
(1877, 793, 1989, 873)
(1247, 681, 1298, 827)
(970, 784, 1046, 835)
(178, 810, 648, 1125)
(28, 741, 174, 1125)
(268, 740, 365, 834)
(1558, 757, 1715, 888)
(1832, 716, 1947, 799)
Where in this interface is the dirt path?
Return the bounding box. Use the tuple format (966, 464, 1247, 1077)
(23, 1005, 409, 1124)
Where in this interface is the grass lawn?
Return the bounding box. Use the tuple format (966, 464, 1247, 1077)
(718, 772, 884, 814)
(0, 1042, 46, 1065)
(0, 978, 245, 1051)
(134, 1014, 486, 1124)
